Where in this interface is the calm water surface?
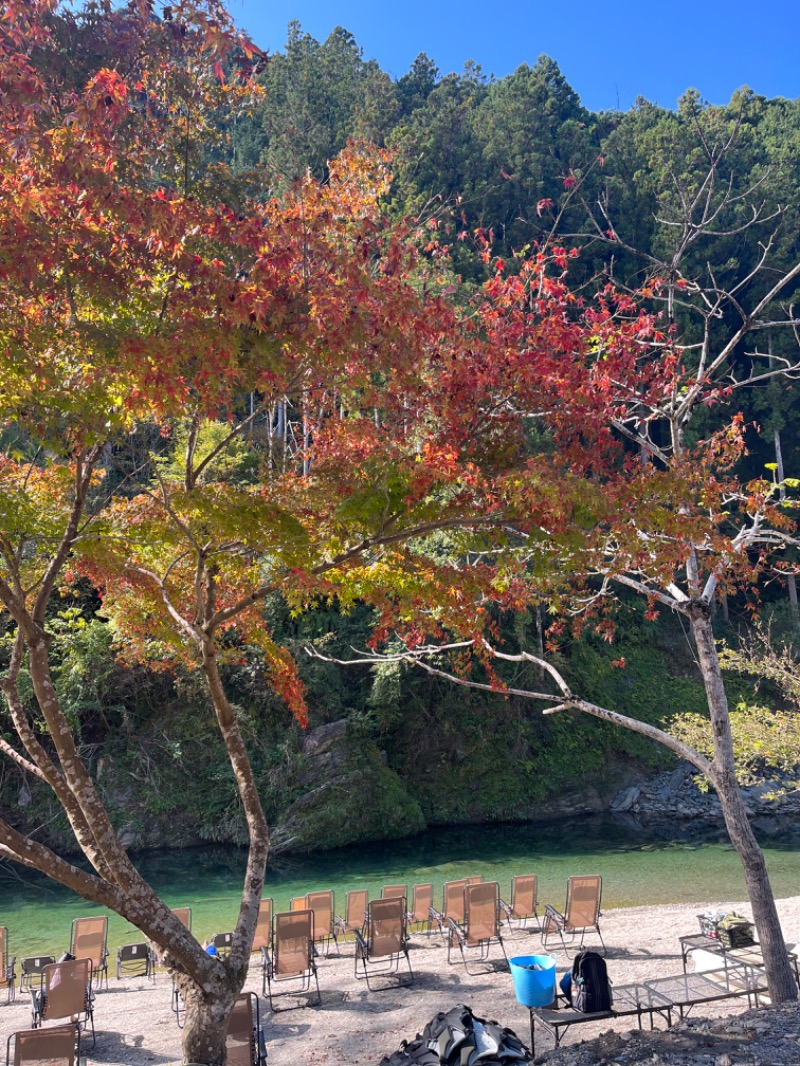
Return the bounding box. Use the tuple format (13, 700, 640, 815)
(3, 817, 800, 956)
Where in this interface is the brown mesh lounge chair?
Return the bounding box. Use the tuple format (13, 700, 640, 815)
(431, 878, 472, 935)
(381, 884, 407, 901)
(30, 959, 94, 1050)
(19, 958, 55, 994)
(290, 895, 308, 911)
(354, 897, 413, 990)
(500, 874, 541, 931)
(6, 1024, 79, 1066)
(226, 991, 267, 1066)
(251, 898, 273, 955)
(543, 874, 605, 953)
(69, 916, 108, 990)
(336, 889, 369, 942)
(116, 943, 156, 981)
(406, 883, 434, 936)
(305, 890, 338, 956)
(447, 881, 509, 974)
(171, 906, 192, 931)
(0, 927, 16, 1004)
(262, 910, 320, 1011)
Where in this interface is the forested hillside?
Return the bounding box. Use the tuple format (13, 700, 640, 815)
(2, 13, 799, 861)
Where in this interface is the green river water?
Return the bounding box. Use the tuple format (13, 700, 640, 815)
(2, 817, 800, 958)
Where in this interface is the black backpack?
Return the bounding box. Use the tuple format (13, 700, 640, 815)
(571, 950, 613, 1013)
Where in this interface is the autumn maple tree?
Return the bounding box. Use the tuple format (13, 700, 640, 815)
(0, 2, 595, 1061)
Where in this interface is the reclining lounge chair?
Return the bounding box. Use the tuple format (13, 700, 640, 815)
(262, 910, 321, 1011)
(354, 897, 413, 991)
(407, 883, 434, 937)
(542, 875, 605, 954)
(447, 881, 509, 974)
(336, 889, 369, 943)
(69, 916, 108, 991)
(501, 874, 540, 932)
(6, 1024, 79, 1066)
(251, 898, 273, 956)
(30, 959, 94, 1050)
(227, 991, 267, 1066)
(116, 942, 156, 981)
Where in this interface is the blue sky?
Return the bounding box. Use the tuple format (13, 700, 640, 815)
(229, 0, 800, 113)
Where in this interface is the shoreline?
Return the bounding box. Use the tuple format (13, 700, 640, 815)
(3, 894, 799, 1065)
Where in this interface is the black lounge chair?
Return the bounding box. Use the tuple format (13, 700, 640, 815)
(116, 942, 156, 981)
(19, 957, 55, 995)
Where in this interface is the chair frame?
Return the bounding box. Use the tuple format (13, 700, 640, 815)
(354, 897, 413, 991)
(262, 909, 321, 1011)
(30, 959, 95, 1050)
(542, 874, 605, 954)
(69, 915, 109, 991)
(0, 927, 16, 1004)
(6, 1023, 79, 1066)
(446, 881, 508, 975)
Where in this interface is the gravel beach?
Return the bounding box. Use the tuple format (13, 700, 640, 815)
(3, 894, 800, 1065)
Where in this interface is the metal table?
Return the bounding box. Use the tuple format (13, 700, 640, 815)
(529, 981, 673, 1054)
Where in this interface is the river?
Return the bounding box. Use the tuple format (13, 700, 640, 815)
(2, 815, 800, 957)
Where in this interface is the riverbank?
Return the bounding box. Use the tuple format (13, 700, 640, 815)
(4, 894, 800, 1065)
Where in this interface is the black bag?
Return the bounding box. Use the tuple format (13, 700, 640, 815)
(571, 950, 613, 1013)
(380, 1003, 531, 1065)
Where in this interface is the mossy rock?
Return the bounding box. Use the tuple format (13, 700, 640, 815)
(270, 720, 426, 853)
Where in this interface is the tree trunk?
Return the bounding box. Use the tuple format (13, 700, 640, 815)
(773, 428, 800, 632)
(176, 968, 239, 1066)
(690, 603, 797, 1003)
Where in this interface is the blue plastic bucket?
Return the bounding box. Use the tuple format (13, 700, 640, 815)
(509, 954, 557, 1007)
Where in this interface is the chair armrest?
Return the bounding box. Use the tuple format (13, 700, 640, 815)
(353, 929, 367, 959)
(445, 917, 465, 947)
(256, 1025, 268, 1066)
(429, 906, 444, 933)
(499, 899, 512, 921)
(543, 904, 565, 931)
